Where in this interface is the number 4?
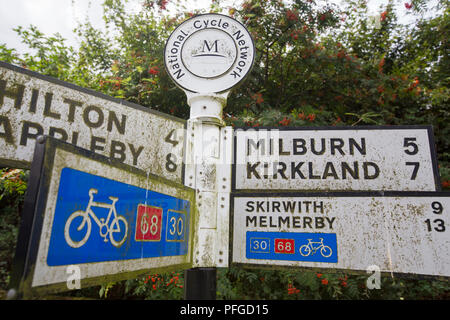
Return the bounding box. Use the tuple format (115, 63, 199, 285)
(165, 129, 179, 147)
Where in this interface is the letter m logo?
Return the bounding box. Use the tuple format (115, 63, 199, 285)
(202, 40, 219, 53)
(192, 40, 225, 58)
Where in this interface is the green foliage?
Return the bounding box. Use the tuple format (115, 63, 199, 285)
(96, 271, 185, 300)
(0, 0, 449, 299)
(0, 169, 28, 290)
(138, 272, 184, 299)
(216, 267, 450, 300)
(13, 25, 75, 81)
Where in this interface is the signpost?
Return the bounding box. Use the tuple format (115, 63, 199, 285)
(8, 136, 195, 298)
(231, 192, 450, 278)
(0, 61, 185, 184)
(164, 13, 255, 299)
(4, 11, 449, 301)
(233, 126, 441, 191)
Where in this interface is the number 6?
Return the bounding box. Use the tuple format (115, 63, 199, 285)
(141, 213, 149, 235)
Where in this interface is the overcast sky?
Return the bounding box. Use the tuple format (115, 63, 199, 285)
(0, 0, 220, 53)
(0, 0, 429, 54)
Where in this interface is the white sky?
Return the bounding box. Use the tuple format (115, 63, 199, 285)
(0, 0, 433, 55)
(0, 0, 222, 53)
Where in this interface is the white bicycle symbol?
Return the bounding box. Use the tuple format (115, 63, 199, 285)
(299, 238, 332, 258)
(64, 188, 128, 248)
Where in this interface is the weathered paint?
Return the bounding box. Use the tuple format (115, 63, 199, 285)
(0, 61, 185, 183)
(12, 137, 196, 297)
(232, 193, 450, 278)
(233, 127, 440, 191)
(184, 118, 232, 268)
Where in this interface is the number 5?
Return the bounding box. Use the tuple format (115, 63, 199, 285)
(403, 137, 419, 155)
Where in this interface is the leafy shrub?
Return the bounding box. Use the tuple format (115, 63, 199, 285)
(0, 169, 28, 290)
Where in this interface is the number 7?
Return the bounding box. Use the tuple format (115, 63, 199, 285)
(405, 162, 420, 180)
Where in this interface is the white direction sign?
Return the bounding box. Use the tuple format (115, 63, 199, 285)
(233, 126, 440, 191)
(164, 13, 255, 94)
(0, 61, 185, 183)
(9, 137, 195, 297)
(231, 192, 450, 278)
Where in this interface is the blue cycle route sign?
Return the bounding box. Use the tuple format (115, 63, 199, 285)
(48, 167, 190, 266)
(246, 231, 338, 263)
(9, 136, 195, 298)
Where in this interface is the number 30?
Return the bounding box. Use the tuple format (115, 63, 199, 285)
(169, 216, 184, 236)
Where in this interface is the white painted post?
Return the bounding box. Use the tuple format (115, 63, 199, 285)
(183, 92, 232, 299)
(164, 13, 255, 299)
(184, 92, 231, 269)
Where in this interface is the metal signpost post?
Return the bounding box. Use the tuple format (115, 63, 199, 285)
(8, 136, 195, 298)
(164, 13, 255, 299)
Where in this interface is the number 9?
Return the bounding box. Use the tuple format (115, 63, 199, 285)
(431, 201, 443, 214)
